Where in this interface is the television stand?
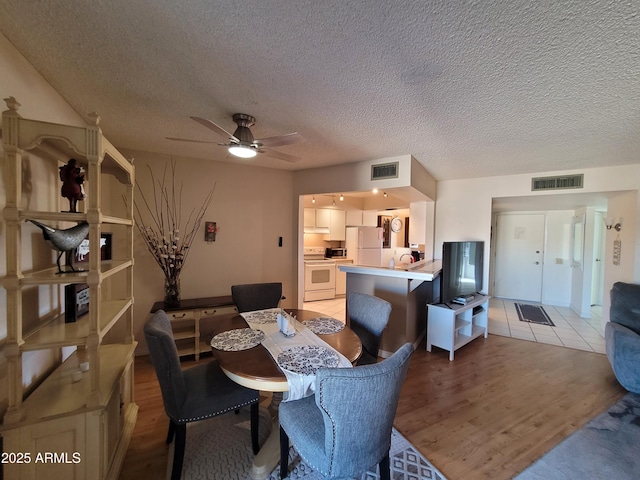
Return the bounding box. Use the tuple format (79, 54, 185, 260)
(427, 294, 489, 360)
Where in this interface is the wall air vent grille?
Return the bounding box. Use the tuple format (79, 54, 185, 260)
(371, 162, 399, 180)
(531, 174, 584, 191)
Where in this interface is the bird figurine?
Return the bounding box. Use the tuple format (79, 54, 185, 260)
(26, 219, 90, 273)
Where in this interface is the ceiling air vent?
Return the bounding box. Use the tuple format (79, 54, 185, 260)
(531, 174, 584, 191)
(371, 162, 399, 180)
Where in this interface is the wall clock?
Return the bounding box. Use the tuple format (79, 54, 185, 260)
(391, 216, 402, 233)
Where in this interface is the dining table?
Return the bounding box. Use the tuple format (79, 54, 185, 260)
(209, 308, 362, 480)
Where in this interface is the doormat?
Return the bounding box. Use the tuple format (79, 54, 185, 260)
(515, 303, 555, 326)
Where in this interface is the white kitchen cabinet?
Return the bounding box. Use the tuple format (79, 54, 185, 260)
(316, 208, 331, 228)
(346, 210, 377, 227)
(329, 209, 346, 240)
(334, 259, 352, 295)
(304, 208, 343, 238)
(426, 294, 489, 361)
(304, 208, 316, 227)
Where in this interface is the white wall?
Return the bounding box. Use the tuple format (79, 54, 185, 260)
(294, 155, 420, 198)
(123, 150, 295, 354)
(0, 34, 83, 125)
(436, 166, 640, 322)
(602, 190, 638, 322)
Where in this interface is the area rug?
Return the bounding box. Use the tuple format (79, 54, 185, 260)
(168, 406, 447, 480)
(515, 303, 555, 326)
(515, 392, 640, 479)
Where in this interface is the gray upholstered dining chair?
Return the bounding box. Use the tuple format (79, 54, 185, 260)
(347, 291, 392, 365)
(279, 342, 413, 479)
(144, 310, 260, 480)
(231, 282, 283, 313)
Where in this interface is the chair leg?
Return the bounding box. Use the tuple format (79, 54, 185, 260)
(171, 423, 187, 480)
(251, 402, 260, 454)
(279, 426, 289, 479)
(166, 420, 175, 444)
(379, 451, 390, 480)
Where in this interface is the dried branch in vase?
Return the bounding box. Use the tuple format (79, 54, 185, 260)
(134, 160, 214, 305)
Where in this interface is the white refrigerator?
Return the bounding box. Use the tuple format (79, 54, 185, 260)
(346, 227, 383, 266)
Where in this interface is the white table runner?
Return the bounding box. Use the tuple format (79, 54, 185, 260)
(241, 309, 352, 401)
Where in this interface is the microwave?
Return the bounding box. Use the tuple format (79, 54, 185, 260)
(326, 248, 347, 258)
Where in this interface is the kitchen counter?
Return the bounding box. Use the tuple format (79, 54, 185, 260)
(338, 259, 441, 281)
(340, 260, 441, 357)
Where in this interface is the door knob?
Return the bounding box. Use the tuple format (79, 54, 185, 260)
(535, 261, 540, 265)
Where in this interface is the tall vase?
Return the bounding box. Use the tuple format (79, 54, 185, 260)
(164, 275, 181, 308)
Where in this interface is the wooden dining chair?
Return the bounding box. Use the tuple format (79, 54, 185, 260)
(347, 291, 392, 365)
(144, 310, 260, 480)
(279, 343, 413, 479)
(231, 282, 283, 313)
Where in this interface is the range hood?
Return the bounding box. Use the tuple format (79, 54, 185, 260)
(304, 226, 330, 234)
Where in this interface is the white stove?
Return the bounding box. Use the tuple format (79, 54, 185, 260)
(303, 247, 336, 263)
(303, 247, 336, 301)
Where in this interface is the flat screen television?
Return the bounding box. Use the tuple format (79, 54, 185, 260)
(441, 241, 484, 304)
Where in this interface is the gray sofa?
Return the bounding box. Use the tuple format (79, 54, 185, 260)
(605, 282, 640, 393)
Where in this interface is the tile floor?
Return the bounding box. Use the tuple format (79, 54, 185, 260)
(302, 296, 607, 354)
(302, 297, 348, 323)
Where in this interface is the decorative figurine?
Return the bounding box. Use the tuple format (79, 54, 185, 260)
(59, 158, 85, 212)
(26, 219, 90, 273)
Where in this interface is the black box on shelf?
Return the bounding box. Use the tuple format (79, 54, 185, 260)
(65, 283, 90, 323)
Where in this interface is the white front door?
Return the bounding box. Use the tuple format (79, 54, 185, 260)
(494, 213, 545, 302)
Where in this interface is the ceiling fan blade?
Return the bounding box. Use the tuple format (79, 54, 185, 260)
(190, 116, 239, 142)
(261, 148, 301, 163)
(165, 137, 220, 144)
(256, 132, 304, 148)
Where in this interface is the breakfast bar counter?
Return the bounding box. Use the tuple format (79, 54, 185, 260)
(339, 259, 442, 281)
(339, 260, 442, 356)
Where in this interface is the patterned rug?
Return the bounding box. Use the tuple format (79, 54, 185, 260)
(515, 392, 640, 479)
(515, 303, 555, 326)
(169, 406, 446, 480)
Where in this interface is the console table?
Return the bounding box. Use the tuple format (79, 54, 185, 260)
(426, 294, 489, 360)
(150, 296, 238, 359)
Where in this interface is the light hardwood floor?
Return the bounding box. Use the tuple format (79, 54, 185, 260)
(120, 335, 625, 480)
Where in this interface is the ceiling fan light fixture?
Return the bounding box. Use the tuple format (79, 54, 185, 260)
(228, 144, 257, 158)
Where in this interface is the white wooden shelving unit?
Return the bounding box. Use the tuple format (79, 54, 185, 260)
(0, 97, 137, 480)
(426, 294, 489, 361)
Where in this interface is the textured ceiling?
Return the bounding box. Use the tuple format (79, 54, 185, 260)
(1, 0, 639, 180)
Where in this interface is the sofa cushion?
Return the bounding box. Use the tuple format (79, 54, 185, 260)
(610, 282, 640, 335)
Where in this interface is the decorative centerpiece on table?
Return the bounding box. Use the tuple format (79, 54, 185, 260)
(134, 160, 214, 307)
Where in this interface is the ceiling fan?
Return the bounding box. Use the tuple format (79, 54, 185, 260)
(166, 113, 304, 163)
